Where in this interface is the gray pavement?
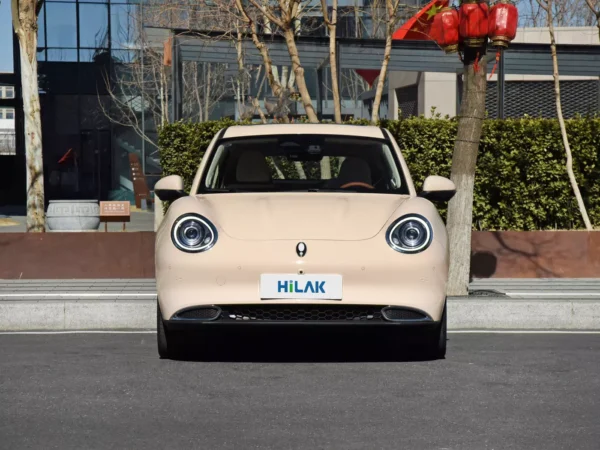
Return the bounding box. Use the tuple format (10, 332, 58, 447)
(0, 332, 599, 449)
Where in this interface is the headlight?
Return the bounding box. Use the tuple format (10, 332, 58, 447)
(171, 214, 218, 253)
(386, 214, 432, 253)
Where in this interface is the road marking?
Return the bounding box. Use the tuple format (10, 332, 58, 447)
(450, 330, 600, 334)
(1, 330, 600, 335)
(506, 292, 600, 297)
(0, 331, 156, 334)
(0, 293, 156, 298)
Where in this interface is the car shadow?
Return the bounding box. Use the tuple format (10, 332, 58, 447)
(168, 326, 445, 363)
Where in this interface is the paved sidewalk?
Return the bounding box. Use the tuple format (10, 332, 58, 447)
(470, 278, 600, 298)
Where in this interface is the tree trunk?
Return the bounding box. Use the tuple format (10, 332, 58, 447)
(445, 51, 488, 296)
(283, 29, 319, 123)
(371, 18, 394, 124)
(252, 97, 268, 124)
(323, 0, 342, 124)
(204, 63, 211, 121)
(13, 0, 45, 232)
(547, 11, 594, 230)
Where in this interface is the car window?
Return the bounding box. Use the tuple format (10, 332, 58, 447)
(200, 134, 409, 195)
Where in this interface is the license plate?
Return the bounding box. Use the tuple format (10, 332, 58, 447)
(260, 274, 343, 300)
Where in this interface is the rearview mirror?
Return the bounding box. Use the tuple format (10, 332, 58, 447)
(418, 176, 456, 202)
(154, 175, 186, 202)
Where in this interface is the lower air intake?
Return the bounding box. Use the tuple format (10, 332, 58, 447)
(219, 305, 385, 322)
(381, 307, 430, 322)
(175, 306, 221, 320)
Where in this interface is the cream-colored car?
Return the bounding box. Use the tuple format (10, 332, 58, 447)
(154, 124, 455, 359)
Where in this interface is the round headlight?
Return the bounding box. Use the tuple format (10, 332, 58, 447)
(386, 215, 432, 253)
(172, 214, 218, 253)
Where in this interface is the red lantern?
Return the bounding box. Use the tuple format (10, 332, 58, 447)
(431, 7, 460, 54)
(488, 0, 518, 48)
(459, 0, 489, 48)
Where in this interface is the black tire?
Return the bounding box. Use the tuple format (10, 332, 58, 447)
(157, 302, 182, 359)
(426, 301, 447, 359)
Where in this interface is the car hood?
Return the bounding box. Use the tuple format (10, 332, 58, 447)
(193, 193, 409, 241)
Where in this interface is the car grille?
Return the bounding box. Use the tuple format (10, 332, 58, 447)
(219, 305, 386, 322)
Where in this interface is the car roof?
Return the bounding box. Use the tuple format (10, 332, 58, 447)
(222, 124, 386, 140)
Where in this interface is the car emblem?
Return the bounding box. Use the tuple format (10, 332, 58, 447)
(296, 242, 307, 257)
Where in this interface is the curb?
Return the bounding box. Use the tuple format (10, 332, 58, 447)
(1, 297, 600, 331)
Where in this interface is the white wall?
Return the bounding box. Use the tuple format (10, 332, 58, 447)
(0, 118, 14, 130)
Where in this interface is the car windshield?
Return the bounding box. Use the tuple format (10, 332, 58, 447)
(200, 134, 408, 194)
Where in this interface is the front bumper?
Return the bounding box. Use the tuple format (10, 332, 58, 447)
(157, 236, 449, 321)
(165, 304, 438, 330)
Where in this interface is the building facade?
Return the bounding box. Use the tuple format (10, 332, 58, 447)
(0, 84, 15, 155)
(3, 2, 599, 209)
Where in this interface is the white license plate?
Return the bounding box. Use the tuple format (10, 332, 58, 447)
(260, 274, 343, 300)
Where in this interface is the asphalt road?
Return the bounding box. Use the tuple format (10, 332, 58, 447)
(1, 331, 599, 450)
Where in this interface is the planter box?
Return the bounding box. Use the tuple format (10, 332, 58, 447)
(471, 231, 600, 278)
(0, 232, 155, 279)
(46, 200, 101, 232)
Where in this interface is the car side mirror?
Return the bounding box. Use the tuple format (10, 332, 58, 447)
(154, 175, 186, 202)
(418, 175, 456, 202)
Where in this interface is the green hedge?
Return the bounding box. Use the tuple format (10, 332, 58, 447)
(158, 117, 600, 230)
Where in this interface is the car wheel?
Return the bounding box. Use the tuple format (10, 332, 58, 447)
(157, 302, 182, 359)
(426, 301, 447, 359)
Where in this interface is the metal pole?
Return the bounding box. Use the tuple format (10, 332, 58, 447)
(171, 33, 182, 122)
(336, 40, 342, 119)
(497, 47, 505, 119)
(140, 0, 146, 175)
(316, 68, 323, 120)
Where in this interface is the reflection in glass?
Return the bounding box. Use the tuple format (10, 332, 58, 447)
(37, 50, 46, 62)
(46, 3, 77, 48)
(79, 49, 111, 62)
(79, 4, 109, 48)
(37, 3, 45, 47)
(48, 49, 78, 62)
(111, 49, 137, 64)
(111, 4, 139, 50)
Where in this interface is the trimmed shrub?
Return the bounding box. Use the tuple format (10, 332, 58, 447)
(158, 117, 600, 230)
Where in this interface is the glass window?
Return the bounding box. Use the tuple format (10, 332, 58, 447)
(48, 48, 78, 62)
(46, 3, 77, 48)
(79, 4, 109, 48)
(0, 1, 14, 72)
(200, 135, 407, 194)
(6, 109, 15, 120)
(79, 49, 108, 62)
(5, 87, 14, 99)
(37, 3, 46, 47)
(0, 109, 3, 119)
(111, 49, 137, 63)
(111, 4, 139, 49)
(37, 50, 46, 62)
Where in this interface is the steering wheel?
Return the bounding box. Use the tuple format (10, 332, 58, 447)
(340, 181, 375, 190)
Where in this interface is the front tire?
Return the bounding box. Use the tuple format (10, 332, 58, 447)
(157, 302, 182, 359)
(426, 301, 447, 359)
